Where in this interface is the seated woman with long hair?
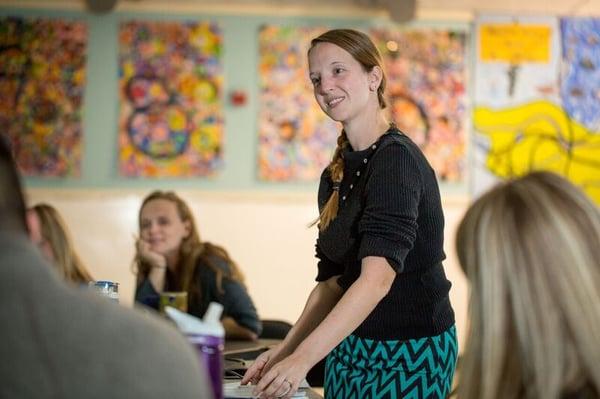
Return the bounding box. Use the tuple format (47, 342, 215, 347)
(134, 191, 261, 341)
(27, 203, 94, 285)
(456, 171, 600, 399)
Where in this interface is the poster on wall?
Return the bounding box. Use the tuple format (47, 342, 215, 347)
(258, 25, 468, 183)
(473, 16, 600, 203)
(118, 20, 223, 177)
(257, 25, 338, 181)
(371, 28, 468, 183)
(0, 16, 87, 177)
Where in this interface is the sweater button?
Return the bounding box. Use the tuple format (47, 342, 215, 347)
(356, 171, 360, 176)
(372, 144, 377, 150)
(363, 158, 368, 164)
(342, 196, 346, 201)
(349, 184, 353, 189)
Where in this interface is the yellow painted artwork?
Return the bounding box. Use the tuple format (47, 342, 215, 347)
(474, 101, 600, 204)
(480, 24, 551, 63)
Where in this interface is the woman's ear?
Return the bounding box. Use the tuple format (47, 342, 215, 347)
(369, 66, 383, 91)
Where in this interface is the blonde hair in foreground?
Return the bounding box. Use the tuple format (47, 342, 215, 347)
(31, 203, 94, 284)
(456, 171, 600, 399)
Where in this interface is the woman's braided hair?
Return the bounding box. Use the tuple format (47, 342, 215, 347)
(308, 29, 387, 231)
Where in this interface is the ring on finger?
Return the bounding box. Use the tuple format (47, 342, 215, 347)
(278, 380, 292, 397)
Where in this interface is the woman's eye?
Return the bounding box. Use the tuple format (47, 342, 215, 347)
(334, 67, 343, 74)
(158, 218, 170, 226)
(311, 77, 320, 85)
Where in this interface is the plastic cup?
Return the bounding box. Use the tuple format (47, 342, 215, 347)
(159, 291, 188, 314)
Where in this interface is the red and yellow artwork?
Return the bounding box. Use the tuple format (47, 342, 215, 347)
(371, 28, 468, 182)
(118, 20, 223, 177)
(258, 25, 337, 181)
(257, 26, 468, 183)
(0, 17, 87, 177)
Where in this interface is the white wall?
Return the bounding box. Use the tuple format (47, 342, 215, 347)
(26, 188, 470, 349)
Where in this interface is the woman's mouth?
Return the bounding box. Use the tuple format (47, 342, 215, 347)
(326, 96, 344, 108)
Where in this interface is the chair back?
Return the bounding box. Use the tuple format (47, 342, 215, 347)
(259, 319, 292, 339)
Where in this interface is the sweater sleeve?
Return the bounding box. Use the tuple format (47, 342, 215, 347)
(206, 258, 262, 336)
(219, 277, 262, 336)
(134, 278, 160, 310)
(357, 143, 422, 273)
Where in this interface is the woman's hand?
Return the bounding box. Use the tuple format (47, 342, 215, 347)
(135, 237, 167, 269)
(251, 352, 311, 399)
(241, 344, 287, 386)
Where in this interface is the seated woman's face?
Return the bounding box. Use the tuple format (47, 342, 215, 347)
(26, 210, 56, 263)
(139, 199, 190, 257)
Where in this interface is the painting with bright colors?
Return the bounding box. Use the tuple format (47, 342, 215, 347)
(119, 20, 223, 177)
(0, 16, 87, 177)
(474, 16, 600, 204)
(258, 25, 338, 181)
(258, 25, 468, 183)
(371, 28, 468, 182)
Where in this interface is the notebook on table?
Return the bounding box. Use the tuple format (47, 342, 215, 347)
(223, 381, 309, 398)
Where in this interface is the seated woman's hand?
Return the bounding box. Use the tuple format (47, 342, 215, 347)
(135, 238, 167, 269)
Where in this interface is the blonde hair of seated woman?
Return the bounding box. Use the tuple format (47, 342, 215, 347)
(27, 203, 94, 285)
(456, 171, 600, 399)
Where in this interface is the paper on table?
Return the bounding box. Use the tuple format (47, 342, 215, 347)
(223, 382, 308, 398)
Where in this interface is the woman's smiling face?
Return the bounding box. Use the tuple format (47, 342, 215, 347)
(139, 198, 190, 258)
(308, 42, 374, 124)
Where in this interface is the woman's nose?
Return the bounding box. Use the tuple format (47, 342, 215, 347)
(318, 79, 334, 94)
(149, 222, 160, 233)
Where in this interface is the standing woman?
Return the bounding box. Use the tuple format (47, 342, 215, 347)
(243, 29, 456, 398)
(134, 191, 261, 341)
(27, 203, 94, 285)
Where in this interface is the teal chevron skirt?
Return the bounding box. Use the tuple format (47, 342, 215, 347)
(324, 326, 457, 399)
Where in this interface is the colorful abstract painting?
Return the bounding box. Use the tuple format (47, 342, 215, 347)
(473, 16, 600, 204)
(0, 16, 87, 177)
(370, 28, 468, 182)
(119, 20, 223, 177)
(258, 25, 338, 181)
(258, 25, 467, 183)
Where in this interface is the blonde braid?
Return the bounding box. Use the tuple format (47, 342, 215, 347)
(313, 131, 349, 231)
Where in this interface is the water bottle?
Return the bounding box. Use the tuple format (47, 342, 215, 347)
(166, 303, 225, 399)
(189, 303, 225, 399)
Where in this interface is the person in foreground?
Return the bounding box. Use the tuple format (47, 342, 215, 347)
(134, 190, 262, 340)
(27, 203, 94, 285)
(456, 171, 600, 399)
(242, 29, 456, 399)
(0, 136, 212, 399)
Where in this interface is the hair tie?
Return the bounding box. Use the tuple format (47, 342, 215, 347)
(332, 182, 340, 191)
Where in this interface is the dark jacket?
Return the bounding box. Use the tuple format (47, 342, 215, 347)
(136, 255, 262, 336)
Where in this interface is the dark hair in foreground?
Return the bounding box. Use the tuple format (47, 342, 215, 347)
(0, 135, 27, 232)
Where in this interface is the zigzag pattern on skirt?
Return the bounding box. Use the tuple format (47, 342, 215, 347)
(324, 326, 457, 399)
